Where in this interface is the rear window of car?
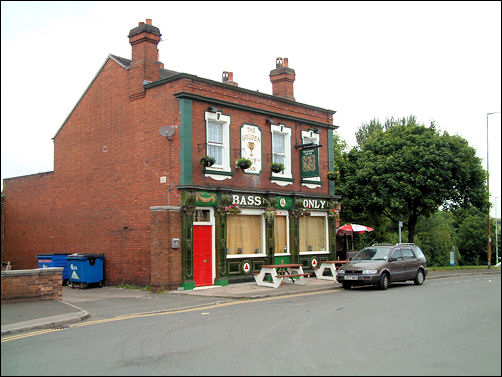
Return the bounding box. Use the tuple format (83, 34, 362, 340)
(412, 246, 426, 259)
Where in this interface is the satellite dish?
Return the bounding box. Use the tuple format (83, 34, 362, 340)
(159, 126, 176, 138)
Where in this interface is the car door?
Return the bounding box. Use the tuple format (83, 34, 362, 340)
(388, 249, 405, 281)
(401, 247, 417, 280)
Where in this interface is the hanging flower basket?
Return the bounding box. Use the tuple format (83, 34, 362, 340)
(327, 208, 339, 220)
(263, 206, 278, 223)
(299, 206, 312, 216)
(270, 162, 285, 173)
(224, 203, 242, 215)
(327, 171, 338, 181)
(200, 155, 216, 167)
(236, 157, 252, 170)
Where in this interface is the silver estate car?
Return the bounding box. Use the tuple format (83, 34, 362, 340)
(336, 243, 428, 290)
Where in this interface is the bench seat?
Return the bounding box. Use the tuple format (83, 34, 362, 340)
(277, 273, 311, 278)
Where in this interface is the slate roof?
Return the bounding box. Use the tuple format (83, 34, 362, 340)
(109, 54, 180, 79)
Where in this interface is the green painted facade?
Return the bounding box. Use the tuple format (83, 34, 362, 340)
(178, 98, 193, 186)
(179, 189, 339, 289)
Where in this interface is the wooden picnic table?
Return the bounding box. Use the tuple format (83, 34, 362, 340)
(314, 260, 350, 281)
(254, 263, 311, 288)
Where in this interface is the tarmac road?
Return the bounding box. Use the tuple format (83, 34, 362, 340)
(1, 268, 500, 337)
(1, 272, 500, 376)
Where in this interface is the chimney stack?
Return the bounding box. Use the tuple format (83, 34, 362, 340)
(127, 19, 163, 100)
(269, 57, 295, 101)
(222, 71, 238, 87)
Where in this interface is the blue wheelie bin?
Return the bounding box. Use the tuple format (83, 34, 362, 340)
(37, 253, 71, 285)
(66, 253, 105, 289)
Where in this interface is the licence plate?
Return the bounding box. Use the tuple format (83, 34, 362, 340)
(344, 275, 358, 280)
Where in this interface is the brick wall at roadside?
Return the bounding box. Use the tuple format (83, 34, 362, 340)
(1, 268, 63, 301)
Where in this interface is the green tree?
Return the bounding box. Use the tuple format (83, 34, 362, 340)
(339, 116, 488, 243)
(453, 206, 489, 265)
(415, 210, 455, 266)
(355, 118, 384, 147)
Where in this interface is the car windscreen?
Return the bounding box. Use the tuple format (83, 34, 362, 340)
(352, 247, 392, 261)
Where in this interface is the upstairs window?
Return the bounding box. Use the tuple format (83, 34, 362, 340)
(271, 124, 292, 184)
(205, 111, 231, 179)
(207, 120, 223, 166)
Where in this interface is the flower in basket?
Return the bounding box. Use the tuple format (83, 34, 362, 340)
(236, 157, 252, 170)
(263, 206, 278, 223)
(302, 206, 312, 216)
(327, 208, 339, 220)
(224, 203, 242, 215)
(270, 162, 285, 173)
(200, 155, 216, 167)
(327, 171, 338, 181)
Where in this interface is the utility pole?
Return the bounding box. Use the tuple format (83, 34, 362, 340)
(486, 112, 500, 268)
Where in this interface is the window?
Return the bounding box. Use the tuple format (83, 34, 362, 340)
(194, 209, 211, 223)
(226, 210, 265, 257)
(271, 124, 292, 185)
(391, 249, 403, 260)
(205, 111, 231, 179)
(272, 132, 285, 165)
(299, 213, 328, 254)
(273, 211, 289, 255)
(401, 248, 415, 260)
(207, 120, 223, 165)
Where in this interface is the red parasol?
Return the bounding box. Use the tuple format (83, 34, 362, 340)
(336, 224, 374, 235)
(336, 224, 374, 251)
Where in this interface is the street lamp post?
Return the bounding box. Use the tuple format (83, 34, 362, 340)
(496, 196, 500, 266)
(486, 111, 501, 268)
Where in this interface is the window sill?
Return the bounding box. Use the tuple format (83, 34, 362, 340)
(271, 177, 294, 186)
(227, 254, 267, 259)
(204, 169, 233, 181)
(299, 251, 329, 255)
(301, 178, 322, 188)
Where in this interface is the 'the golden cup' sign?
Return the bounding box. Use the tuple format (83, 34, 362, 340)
(241, 124, 262, 174)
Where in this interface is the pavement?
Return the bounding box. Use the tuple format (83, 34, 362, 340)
(2, 268, 500, 337)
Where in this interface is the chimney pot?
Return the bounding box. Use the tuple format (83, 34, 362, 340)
(270, 57, 295, 101)
(139, 22, 144, 26)
(222, 71, 238, 86)
(146, 19, 152, 25)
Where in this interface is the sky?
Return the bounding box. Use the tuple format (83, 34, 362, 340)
(1, 1, 501, 216)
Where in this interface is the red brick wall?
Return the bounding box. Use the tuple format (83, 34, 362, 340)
(150, 207, 182, 290)
(1, 268, 63, 301)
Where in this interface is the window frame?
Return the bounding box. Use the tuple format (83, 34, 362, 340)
(273, 210, 290, 256)
(226, 208, 266, 259)
(271, 124, 293, 185)
(298, 211, 329, 255)
(204, 111, 231, 180)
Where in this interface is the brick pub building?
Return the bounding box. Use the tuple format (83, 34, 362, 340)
(2, 19, 341, 290)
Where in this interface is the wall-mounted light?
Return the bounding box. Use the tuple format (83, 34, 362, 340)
(308, 128, 321, 134)
(266, 117, 274, 124)
(208, 106, 218, 113)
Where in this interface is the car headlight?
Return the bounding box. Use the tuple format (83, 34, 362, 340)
(362, 269, 377, 274)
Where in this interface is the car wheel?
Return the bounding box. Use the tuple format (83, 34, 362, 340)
(414, 270, 425, 285)
(378, 272, 390, 290)
(342, 281, 352, 290)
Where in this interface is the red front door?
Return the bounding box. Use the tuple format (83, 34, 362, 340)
(193, 225, 213, 286)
